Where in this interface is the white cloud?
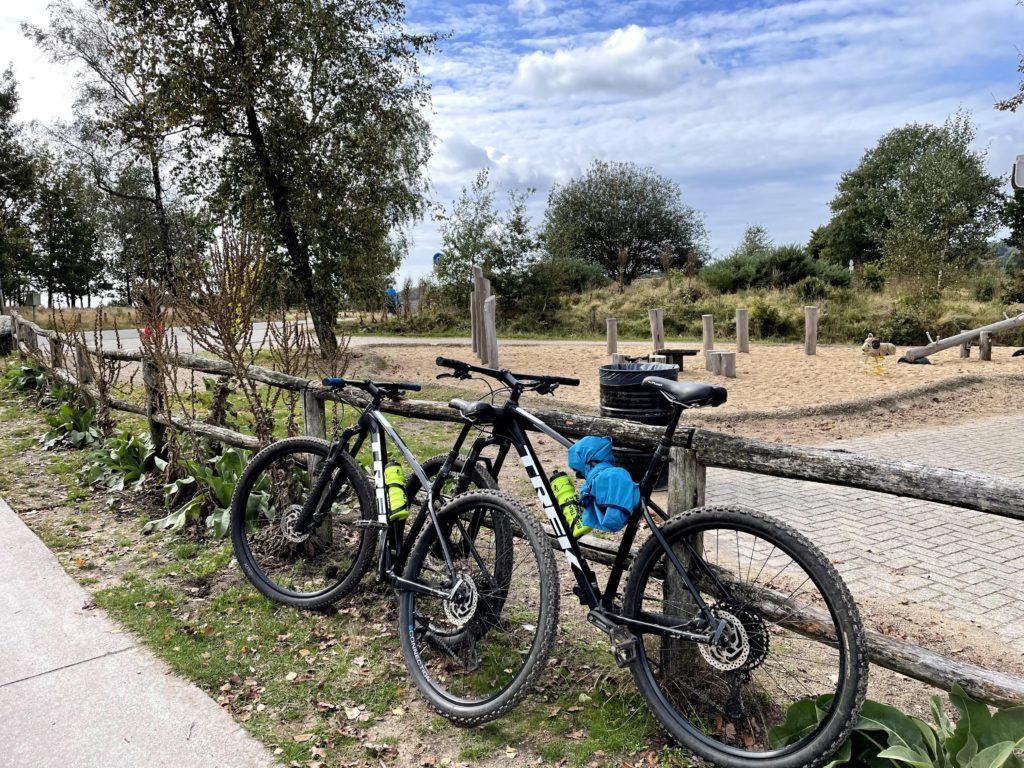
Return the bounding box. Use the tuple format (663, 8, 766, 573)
(508, 0, 547, 15)
(513, 25, 710, 99)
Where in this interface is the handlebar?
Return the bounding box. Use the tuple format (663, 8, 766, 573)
(435, 357, 580, 387)
(321, 377, 421, 393)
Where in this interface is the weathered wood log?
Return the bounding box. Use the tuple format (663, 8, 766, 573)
(736, 308, 749, 353)
(979, 332, 992, 361)
(718, 351, 737, 378)
(702, 314, 714, 351)
(649, 309, 665, 352)
(8, 311, 53, 339)
(903, 312, 1024, 362)
(482, 295, 498, 368)
(805, 306, 818, 355)
(606, 318, 618, 355)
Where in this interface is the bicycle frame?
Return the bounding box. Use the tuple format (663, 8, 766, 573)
(445, 395, 730, 646)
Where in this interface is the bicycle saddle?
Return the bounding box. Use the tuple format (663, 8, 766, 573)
(641, 378, 727, 408)
(448, 398, 504, 423)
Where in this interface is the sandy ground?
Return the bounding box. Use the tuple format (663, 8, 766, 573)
(373, 341, 1024, 415)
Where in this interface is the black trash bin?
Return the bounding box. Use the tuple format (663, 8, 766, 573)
(598, 362, 678, 489)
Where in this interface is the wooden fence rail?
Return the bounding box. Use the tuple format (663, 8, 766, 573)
(7, 309, 1024, 708)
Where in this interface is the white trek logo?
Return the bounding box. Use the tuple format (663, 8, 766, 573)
(518, 452, 582, 571)
(372, 437, 388, 523)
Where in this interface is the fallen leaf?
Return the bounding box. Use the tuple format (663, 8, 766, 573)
(294, 733, 314, 743)
(285, 672, 298, 682)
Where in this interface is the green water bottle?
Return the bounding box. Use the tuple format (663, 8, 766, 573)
(549, 471, 592, 538)
(384, 462, 409, 521)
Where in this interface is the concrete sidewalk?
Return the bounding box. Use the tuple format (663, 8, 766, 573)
(0, 498, 274, 768)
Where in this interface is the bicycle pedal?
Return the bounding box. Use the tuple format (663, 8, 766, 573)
(608, 625, 638, 668)
(353, 519, 387, 530)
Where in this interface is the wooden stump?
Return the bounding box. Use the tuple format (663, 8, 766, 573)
(736, 308, 749, 353)
(706, 350, 723, 374)
(610, 353, 629, 364)
(979, 333, 992, 362)
(650, 354, 667, 364)
(482, 296, 498, 368)
(606, 318, 618, 356)
(718, 351, 737, 378)
(649, 309, 665, 352)
(75, 344, 94, 385)
(805, 306, 818, 355)
(960, 340, 971, 358)
(702, 314, 714, 351)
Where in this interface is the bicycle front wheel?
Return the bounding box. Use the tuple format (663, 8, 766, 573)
(230, 437, 377, 609)
(398, 490, 560, 724)
(623, 505, 867, 768)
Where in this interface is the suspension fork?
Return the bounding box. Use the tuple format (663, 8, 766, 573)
(294, 420, 367, 533)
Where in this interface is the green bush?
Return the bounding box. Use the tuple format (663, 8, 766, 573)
(772, 684, 1024, 768)
(972, 273, 1000, 302)
(701, 245, 851, 294)
(1003, 273, 1024, 305)
(860, 263, 887, 292)
(794, 276, 833, 302)
(749, 300, 798, 339)
(878, 294, 940, 345)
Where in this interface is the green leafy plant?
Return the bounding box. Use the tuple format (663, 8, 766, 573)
(794, 275, 833, 302)
(145, 447, 266, 538)
(771, 684, 1024, 768)
(40, 401, 102, 449)
(79, 431, 166, 491)
(861, 263, 887, 292)
(3, 362, 46, 393)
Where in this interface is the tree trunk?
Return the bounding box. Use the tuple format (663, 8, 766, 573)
(148, 147, 175, 280)
(224, 0, 337, 356)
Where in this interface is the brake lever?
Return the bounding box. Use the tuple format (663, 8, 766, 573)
(436, 373, 454, 380)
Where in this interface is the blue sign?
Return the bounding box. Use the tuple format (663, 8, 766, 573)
(433, 252, 443, 266)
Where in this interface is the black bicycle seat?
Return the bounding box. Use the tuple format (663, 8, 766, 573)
(448, 399, 504, 423)
(641, 378, 727, 408)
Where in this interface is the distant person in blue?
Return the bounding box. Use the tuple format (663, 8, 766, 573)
(385, 285, 399, 313)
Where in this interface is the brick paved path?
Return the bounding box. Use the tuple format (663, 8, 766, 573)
(703, 415, 1024, 652)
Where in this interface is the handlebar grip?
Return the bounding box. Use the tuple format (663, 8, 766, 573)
(435, 356, 468, 370)
(399, 382, 422, 392)
(322, 377, 346, 388)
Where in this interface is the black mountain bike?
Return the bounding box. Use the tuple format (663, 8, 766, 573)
(229, 377, 559, 723)
(411, 357, 868, 768)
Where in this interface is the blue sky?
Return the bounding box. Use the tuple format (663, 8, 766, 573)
(4, 0, 1024, 281)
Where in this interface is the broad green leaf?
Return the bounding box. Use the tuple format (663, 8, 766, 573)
(876, 745, 934, 767)
(966, 742, 1015, 768)
(957, 733, 980, 767)
(987, 708, 1024, 749)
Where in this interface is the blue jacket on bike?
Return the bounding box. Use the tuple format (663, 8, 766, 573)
(568, 436, 640, 533)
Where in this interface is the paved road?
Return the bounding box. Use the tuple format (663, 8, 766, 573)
(0, 498, 274, 768)
(705, 414, 1024, 653)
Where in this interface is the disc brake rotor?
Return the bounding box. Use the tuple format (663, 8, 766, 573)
(280, 504, 311, 543)
(443, 573, 479, 628)
(699, 609, 751, 671)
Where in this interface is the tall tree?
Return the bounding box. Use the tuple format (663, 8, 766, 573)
(29, 152, 106, 307)
(0, 70, 35, 308)
(100, 0, 437, 354)
(815, 112, 1002, 284)
(434, 170, 500, 306)
(542, 160, 708, 286)
(27, 1, 179, 280)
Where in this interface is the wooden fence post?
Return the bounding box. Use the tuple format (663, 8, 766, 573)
(12, 316, 24, 361)
(469, 291, 477, 355)
(702, 314, 714, 352)
(48, 336, 64, 370)
(665, 446, 706, 676)
(979, 333, 992, 361)
(141, 351, 166, 456)
(960, 339, 971, 358)
(606, 318, 618, 356)
(482, 296, 498, 368)
(736, 308, 749, 353)
(302, 388, 327, 473)
(805, 306, 818, 355)
(75, 343, 94, 386)
(649, 309, 665, 352)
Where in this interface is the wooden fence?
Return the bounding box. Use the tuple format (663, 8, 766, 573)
(7, 309, 1024, 709)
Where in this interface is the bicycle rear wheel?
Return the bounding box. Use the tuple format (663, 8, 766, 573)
(230, 437, 377, 609)
(622, 505, 867, 768)
(398, 490, 559, 724)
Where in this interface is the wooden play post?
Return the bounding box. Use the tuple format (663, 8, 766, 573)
(610, 353, 629, 364)
(665, 446, 706, 676)
(702, 314, 714, 352)
(805, 306, 818, 355)
(979, 332, 992, 361)
(736, 308, 749, 353)
(48, 335, 64, 369)
(960, 339, 971, 358)
(649, 309, 665, 352)
(606, 318, 618, 356)
(482, 296, 498, 368)
(469, 292, 477, 356)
